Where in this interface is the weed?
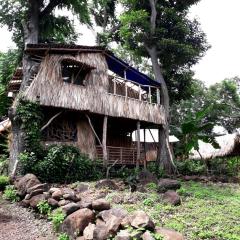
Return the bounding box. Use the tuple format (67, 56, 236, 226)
(145, 182, 158, 191)
(37, 200, 51, 215)
(3, 185, 19, 202)
(58, 233, 70, 240)
(0, 175, 9, 191)
(48, 208, 66, 231)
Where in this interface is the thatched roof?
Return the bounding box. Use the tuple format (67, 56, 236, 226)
(191, 133, 240, 159)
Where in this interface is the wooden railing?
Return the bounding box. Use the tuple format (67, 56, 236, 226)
(108, 76, 161, 105)
(96, 146, 144, 165)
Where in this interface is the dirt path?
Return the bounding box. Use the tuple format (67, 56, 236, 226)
(0, 197, 56, 240)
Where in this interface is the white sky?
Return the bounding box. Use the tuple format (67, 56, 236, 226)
(1, 0, 240, 86)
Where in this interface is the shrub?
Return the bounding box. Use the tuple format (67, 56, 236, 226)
(58, 233, 70, 240)
(37, 200, 51, 215)
(20, 145, 104, 183)
(3, 185, 19, 202)
(175, 159, 206, 175)
(147, 162, 165, 178)
(145, 182, 158, 191)
(0, 175, 9, 191)
(48, 208, 66, 231)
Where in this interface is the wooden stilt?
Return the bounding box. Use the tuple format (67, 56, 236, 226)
(102, 115, 108, 167)
(144, 128, 147, 170)
(136, 121, 141, 169)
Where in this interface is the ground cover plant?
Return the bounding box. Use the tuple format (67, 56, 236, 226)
(108, 181, 240, 240)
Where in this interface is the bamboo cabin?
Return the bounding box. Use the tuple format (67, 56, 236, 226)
(8, 44, 166, 168)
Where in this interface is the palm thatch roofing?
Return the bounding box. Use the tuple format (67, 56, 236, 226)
(191, 133, 240, 159)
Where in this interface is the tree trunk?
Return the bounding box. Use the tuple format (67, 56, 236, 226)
(9, 0, 40, 176)
(102, 115, 108, 167)
(147, 46, 176, 174)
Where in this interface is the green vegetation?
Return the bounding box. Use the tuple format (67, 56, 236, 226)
(3, 185, 19, 202)
(48, 208, 66, 231)
(0, 175, 9, 191)
(58, 233, 70, 240)
(116, 181, 240, 240)
(37, 200, 51, 215)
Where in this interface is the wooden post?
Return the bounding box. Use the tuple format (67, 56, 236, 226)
(144, 128, 147, 170)
(136, 121, 141, 169)
(149, 86, 152, 103)
(102, 116, 108, 167)
(157, 88, 160, 104)
(139, 84, 141, 100)
(113, 77, 116, 95)
(125, 80, 128, 100)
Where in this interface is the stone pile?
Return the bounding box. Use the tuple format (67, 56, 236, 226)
(13, 174, 184, 240)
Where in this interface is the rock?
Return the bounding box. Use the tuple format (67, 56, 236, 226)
(93, 225, 109, 240)
(105, 214, 122, 234)
(49, 187, 61, 194)
(15, 174, 41, 197)
(95, 179, 119, 190)
(158, 179, 181, 193)
(27, 183, 48, 194)
(142, 231, 155, 240)
(130, 211, 155, 230)
(25, 194, 31, 200)
(29, 194, 46, 208)
(63, 193, 79, 202)
(92, 199, 110, 211)
(76, 183, 89, 193)
(115, 230, 131, 240)
(76, 237, 85, 240)
(19, 199, 30, 208)
(121, 216, 131, 228)
(61, 208, 94, 238)
(78, 201, 92, 209)
(43, 191, 51, 200)
(27, 189, 45, 200)
(163, 191, 181, 206)
(96, 218, 105, 226)
(83, 223, 96, 239)
(61, 203, 80, 216)
(138, 170, 158, 185)
(48, 198, 59, 208)
(52, 189, 63, 200)
(58, 199, 71, 207)
(155, 227, 184, 240)
(97, 208, 128, 222)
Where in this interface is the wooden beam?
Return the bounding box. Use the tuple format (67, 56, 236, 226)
(144, 128, 147, 170)
(102, 115, 108, 166)
(136, 121, 141, 169)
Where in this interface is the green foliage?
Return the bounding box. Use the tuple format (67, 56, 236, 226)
(147, 162, 165, 178)
(20, 145, 103, 183)
(58, 233, 70, 240)
(48, 208, 66, 231)
(145, 182, 158, 191)
(3, 185, 20, 202)
(143, 198, 154, 207)
(37, 200, 52, 215)
(175, 159, 206, 176)
(0, 175, 9, 191)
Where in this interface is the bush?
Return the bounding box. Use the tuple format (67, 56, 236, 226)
(48, 208, 66, 231)
(3, 185, 19, 202)
(20, 145, 104, 183)
(37, 200, 51, 215)
(0, 175, 9, 191)
(175, 159, 206, 175)
(58, 233, 70, 240)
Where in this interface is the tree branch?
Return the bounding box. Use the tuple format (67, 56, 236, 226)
(149, 0, 157, 35)
(40, 0, 63, 18)
(41, 111, 62, 132)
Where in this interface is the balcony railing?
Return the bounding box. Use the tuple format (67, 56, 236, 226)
(108, 75, 161, 105)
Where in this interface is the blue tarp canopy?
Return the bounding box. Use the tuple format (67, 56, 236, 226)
(105, 54, 161, 87)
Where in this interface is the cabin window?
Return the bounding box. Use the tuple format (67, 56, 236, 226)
(42, 118, 77, 142)
(61, 59, 93, 85)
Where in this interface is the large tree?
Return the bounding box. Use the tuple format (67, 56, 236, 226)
(118, 0, 209, 172)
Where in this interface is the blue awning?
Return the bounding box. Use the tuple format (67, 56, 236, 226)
(105, 53, 161, 87)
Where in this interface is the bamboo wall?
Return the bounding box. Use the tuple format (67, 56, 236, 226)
(24, 53, 166, 125)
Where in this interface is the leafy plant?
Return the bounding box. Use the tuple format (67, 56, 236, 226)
(143, 198, 154, 206)
(175, 159, 206, 176)
(37, 200, 51, 215)
(48, 208, 66, 231)
(153, 233, 164, 240)
(58, 233, 70, 240)
(0, 175, 9, 191)
(145, 182, 158, 191)
(3, 185, 19, 202)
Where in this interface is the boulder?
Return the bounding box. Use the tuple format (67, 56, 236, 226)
(19, 199, 30, 208)
(83, 223, 96, 240)
(27, 189, 45, 200)
(105, 214, 122, 234)
(158, 179, 181, 193)
(163, 191, 181, 206)
(115, 230, 131, 240)
(95, 179, 119, 190)
(130, 211, 155, 230)
(48, 198, 59, 208)
(97, 208, 128, 222)
(121, 216, 131, 228)
(52, 189, 63, 200)
(61, 203, 80, 216)
(92, 199, 110, 211)
(63, 193, 79, 202)
(49, 187, 61, 194)
(15, 174, 41, 197)
(142, 231, 155, 240)
(29, 194, 46, 208)
(61, 208, 94, 238)
(155, 227, 184, 240)
(93, 225, 109, 240)
(76, 183, 89, 193)
(27, 183, 48, 194)
(78, 201, 92, 209)
(58, 200, 71, 207)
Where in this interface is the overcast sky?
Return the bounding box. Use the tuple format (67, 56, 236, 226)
(0, 0, 240, 86)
